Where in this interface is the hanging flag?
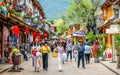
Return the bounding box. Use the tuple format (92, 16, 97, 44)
(33, 16, 38, 22)
(29, 8, 32, 16)
(12, 25, 21, 35)
(0, 0, 7, 16)
(0, 0, 5, 6)
(20, 11, 25, 19)
(7, 12, 10, 17)
(20, 0, 26, 11)
(1, 6, 7, 16)
(25, 27, 29, 34)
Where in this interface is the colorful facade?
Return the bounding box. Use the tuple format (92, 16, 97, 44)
(0, 0, 47, 63)
(97, 0, 120, 49)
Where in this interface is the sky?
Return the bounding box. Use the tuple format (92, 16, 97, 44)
(39, 0, 71, 20)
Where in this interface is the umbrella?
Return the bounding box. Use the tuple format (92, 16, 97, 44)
(72, 31, 86, 37)
(51, 36, 58, 39)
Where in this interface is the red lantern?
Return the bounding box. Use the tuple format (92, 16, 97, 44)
(33, 31, 37, 41)
(25, 27, 29, 34)
(12, 25, 20, 35)
(33, 31, 37, 36)
(43, 33, 48, 37)
(35, 36, 40, 41)
(35, 33, 41, 41)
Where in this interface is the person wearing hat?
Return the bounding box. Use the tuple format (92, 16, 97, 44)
(77, 40, 85, 69)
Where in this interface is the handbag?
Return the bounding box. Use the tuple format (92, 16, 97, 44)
(63, 52, 67, 61)
(32, 50, 37, 56)
(52, 52, 58, 58)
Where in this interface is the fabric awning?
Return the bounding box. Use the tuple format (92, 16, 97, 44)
(72, 31, 86, 37)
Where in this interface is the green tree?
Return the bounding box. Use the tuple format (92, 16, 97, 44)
(63, 0, 102, 33)
(54, 19, 68, 35)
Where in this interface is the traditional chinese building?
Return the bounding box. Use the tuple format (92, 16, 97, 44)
(0, 0, 47, 63)
(97, 0, 120, 49)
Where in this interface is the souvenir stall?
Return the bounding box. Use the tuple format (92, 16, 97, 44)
(3, 26, 10, 62)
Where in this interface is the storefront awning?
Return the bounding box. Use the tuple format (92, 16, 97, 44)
(72, 31, 86, 37)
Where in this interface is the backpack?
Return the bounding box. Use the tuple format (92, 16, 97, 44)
(92, 45, 99, 52)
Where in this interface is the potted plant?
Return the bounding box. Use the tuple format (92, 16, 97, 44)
(98, 40, 106, 61)
(98, 33, 107, 61)
(86, 33, 100, 63)
(87, 33, 107, 63)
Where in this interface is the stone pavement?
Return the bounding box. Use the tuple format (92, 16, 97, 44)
(0, 63, 12, 74)
(0, 54, 116, 75)
(0, 53, 31, 74)
(101, 60, 120, 75)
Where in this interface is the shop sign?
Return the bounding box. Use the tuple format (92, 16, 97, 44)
(106, 25, 120, 34)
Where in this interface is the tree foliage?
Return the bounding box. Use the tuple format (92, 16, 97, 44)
(63, 0, 101, 32)
(54, 19, 68, 35)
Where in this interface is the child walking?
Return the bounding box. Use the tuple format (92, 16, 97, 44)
(73, 46, 78, 62)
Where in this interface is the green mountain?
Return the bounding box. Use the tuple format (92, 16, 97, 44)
(39, 0, 71, 20)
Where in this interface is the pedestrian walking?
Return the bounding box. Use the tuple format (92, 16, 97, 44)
(57, 43, 64, 72)
(73, 45, 78, 62)
(19, 43, 28, 61)
(50, 42, 54, 52)
(66, 40, 73, 62)
(85, 43, 91, 64)
(77, 40, 85, 69)
(31, 41, 41, 72)
(32, 48, 41, 72)
(62, 39, 67, 52)
(84, 39, 90, 46)
(41, 42, 50, 71)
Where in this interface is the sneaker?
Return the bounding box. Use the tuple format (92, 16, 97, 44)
(46, 69, 48, 71)
(45, 68, 48, 71)
(37, 71, 39, 72)
(83, 67, 86, 69)
(59, 70, 62, 72)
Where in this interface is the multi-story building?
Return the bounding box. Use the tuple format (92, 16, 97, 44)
(97, 0, 120, 49)
(0, 0, 48, 63)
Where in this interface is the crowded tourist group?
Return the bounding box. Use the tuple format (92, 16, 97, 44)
(10, 38, 99, 72)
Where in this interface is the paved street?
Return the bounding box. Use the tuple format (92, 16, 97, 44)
(1, 55, 116, 75)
